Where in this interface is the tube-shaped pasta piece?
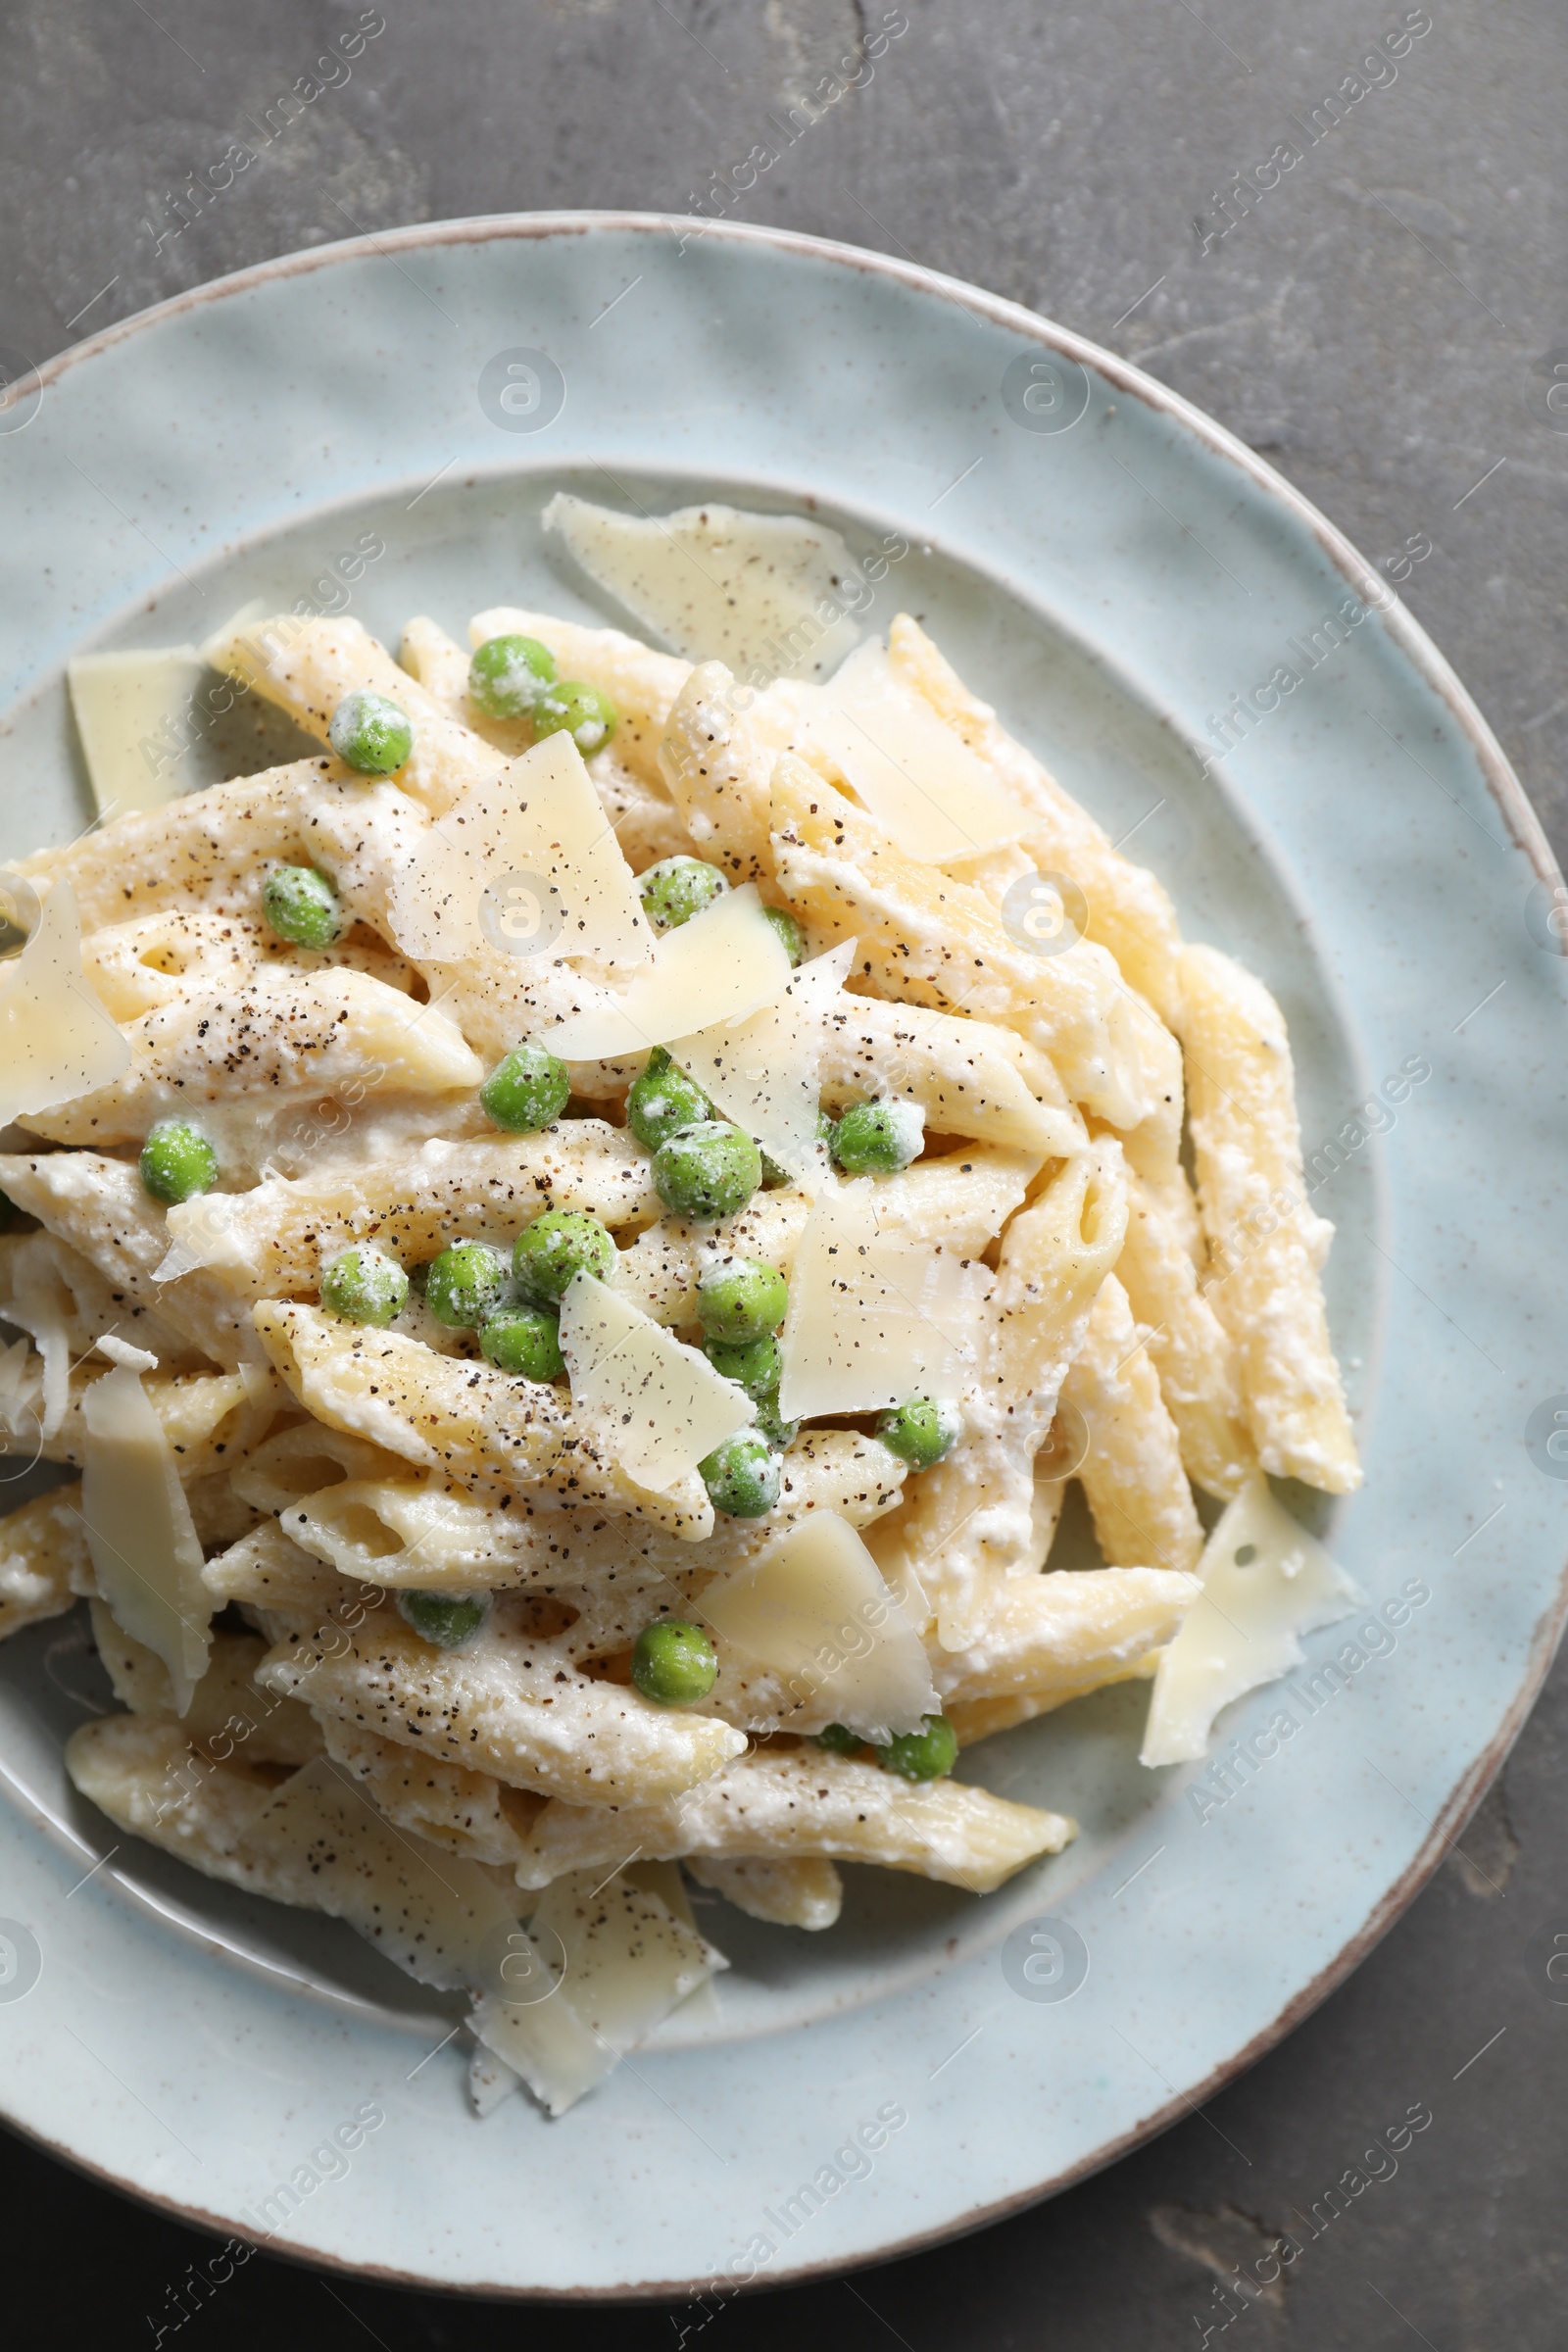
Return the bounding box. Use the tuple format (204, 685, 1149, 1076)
(931, 1565, 1198, 1722)
(658, 660, 775, 883)
(252, 1302, 714, 1540)
(67, 1713, 300, 1891)
(167, 1124, 659, 1296)
(510, 1749, 1074, 1894)
(946, 1654, 1161, 1744)
(893, 1144, 1128, 1649)
(0, 1152, 266, 1368)
(202, 1520, 361, 1617)
(24, 964, 482, 1152)
(17, 759, 368, 930)
(286, 1428, 906, 1592)
(89, 1603, 322, 1766)
(888, 615, 1184, 1025)
(0, 1485, 92, 1642)
(207, 612, 495, 819)
(769, 757, 1161, 1132)
(685, 1854, 843, 1931)
(24, 1359, 282, 1476)
(1116, 1174, 1254, 1499)
(1059, 1273, 1203, 1572)
(1177, 944, 1360, 1493)
(1, 1229, 203, 1421)
(818, 996, 1086, 1160)
(470, 607, 691, 788)
(67, 1717, 524, 1993)
(318, 1718, 542, 1866)
(255, 1595, 747, 1807)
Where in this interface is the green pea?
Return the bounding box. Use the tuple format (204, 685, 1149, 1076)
(424, 1241, 511, 1330)
(832, 1099, 926, 1175)
(761, 904, 805, 965)
(328, 689, 414, 775)
(815, 1723, 865, 1756)
(533, 680, 616, 755)
(479, 1304, 565, 1381)
(653, 1119, 761, 1223)
(480, 1041, 570, 1135)
(396, 1590, 489, 1649)
(320, 1244, 408, 1328)
(637, 857, 728, 935)
(468, 632, 557, 720)
(705, 1332, 782, 1399)
(139, 1119, 218, 1205)
(875, 1713, 958, 1782)
(631, 1619, 718, 1705)
(877, 1396, 962, 1469)
(625, 1047, 712, 1152)
(696, 1257, 788, 1346)
(263, 863, 345, 950)
(699, 1432, 780, 1518)
(512, 1208, 616, 1304)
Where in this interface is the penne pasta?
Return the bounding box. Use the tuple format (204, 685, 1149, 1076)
(8, 552, 1362, 2117)
(510, 1748, 1075, 1894)
(0, 1484, 93, 1642)
(1116, 1173, 1254, 1498)
(1178, 944, 1360, 1491)
(888, 614, 1184, 1026)
(685, 1853, 843, 1931)
(1059, 1272, 1204, 1573)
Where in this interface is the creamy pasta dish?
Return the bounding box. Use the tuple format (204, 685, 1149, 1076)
(0, 498, 1362, 2116)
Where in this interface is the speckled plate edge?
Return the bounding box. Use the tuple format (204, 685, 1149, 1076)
(3, 212, 1565, 2298)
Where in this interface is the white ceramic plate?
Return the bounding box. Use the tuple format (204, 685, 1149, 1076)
(1, 215, 1564, 2297)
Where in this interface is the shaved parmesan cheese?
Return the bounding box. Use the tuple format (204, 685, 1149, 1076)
(82, 1353, 212, 1713)
(546, 882, 792, 1062)
(668, 940, 854, 1189)
(474, 1867, 722, 2115)
(559, 1271, 755, 1493)
(254, 1757, 522, 1985)
(389, 730, 652, 966)
(0, 880, 131, 1128)
(701, 1511, 938, 1740)
(777, 1184, 987, 1419)
(1140, 1474, 1364, 1767)
(806, 641, 1029, 864)
(543, 493, 862, 679)
(68, 647, 207, 816)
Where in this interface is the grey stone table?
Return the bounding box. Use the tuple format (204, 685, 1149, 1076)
(2, 1, 1564, 2341)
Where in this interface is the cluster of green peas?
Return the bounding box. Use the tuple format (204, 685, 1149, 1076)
(322, 629, 621, 783)
(130, 655, 960, 1773)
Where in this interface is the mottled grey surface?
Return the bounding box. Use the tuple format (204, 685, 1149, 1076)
(2, 0, 1565, 2342)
